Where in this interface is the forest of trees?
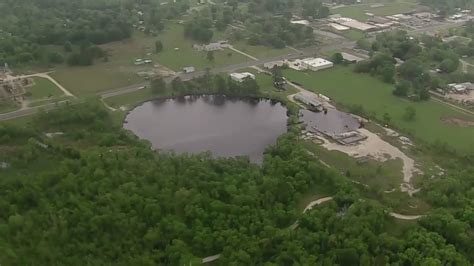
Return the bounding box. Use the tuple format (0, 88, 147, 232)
(0, 0, 134, 66)
(354, 29, 474, 101)
(0, 101, 472, 264)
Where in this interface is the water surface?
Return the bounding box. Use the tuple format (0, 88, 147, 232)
(124, 95, 288, 163)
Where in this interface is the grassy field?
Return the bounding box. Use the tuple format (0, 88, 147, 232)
(0, 100, 19, 114)
(232, 41, 293, 59)
(50, 31, 151, 96)
(153, 24, 250, 71)
(26, 77, 63, 100)
(341, 29, 366, 41)
(51, 66, 142, 96)
(332, 1, 418, 21)
(284, 67, 474, 152)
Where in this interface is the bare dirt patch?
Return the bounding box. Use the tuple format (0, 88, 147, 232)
(317, 128, 422, 195)
(441, 117, 474, 127)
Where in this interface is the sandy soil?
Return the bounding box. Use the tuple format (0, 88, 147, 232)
(441, 117, 474, 127)
(317, 128, 421, 195)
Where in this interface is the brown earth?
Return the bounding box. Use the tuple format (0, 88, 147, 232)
(441, 117, 474, 127)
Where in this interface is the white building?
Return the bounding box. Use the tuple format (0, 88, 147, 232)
(263, 60, 287, 69)
(301, 58, 334, 71)
(290, 20, 310, 26)
(447, 82, 473, 93)
(329, 23, 350, 31)
(341, 52, 366, 63)
(193, 41, 229, 52)
(230, 72, 255, 82)
(330, 17, 377, 32)
(294, 92, 322, 109)
(183, 66, 195, 73)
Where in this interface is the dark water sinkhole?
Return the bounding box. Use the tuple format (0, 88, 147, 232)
(124, 95, 288, 163)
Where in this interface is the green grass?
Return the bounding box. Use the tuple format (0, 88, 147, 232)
(332, 1, 417, 21)
(152, 24, 250, 71)
(105, 88, 155, 109)
(341, 29, 366, 41)
(284, 66, 474, 152)
(50, 31, 153, 96)
(51, 66, 142, 96)
(26, 77, 63, 100)
(28, 96, 73, 107)
(232, 41, 293, 59)
(0, 100, 19, 114)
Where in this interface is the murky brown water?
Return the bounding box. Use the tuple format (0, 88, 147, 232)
(124, 95, 288, 163)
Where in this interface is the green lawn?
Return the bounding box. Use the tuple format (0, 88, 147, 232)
(332, 1, 417, 21)
(28, 96, 73, 107)
(284, 67, 474, 152)
(26, 77, 63, 100)
(50, 31, 152, 96)
(341, 29, 366, 41)
(0, 100, 19, 114)
(51, 66, 142, 96)
(152, 24, 250, 71)
(232, 41, 293, 59)
(105, 88, 155, 109)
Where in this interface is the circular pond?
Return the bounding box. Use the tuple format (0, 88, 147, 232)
(124, 95, 288, 163)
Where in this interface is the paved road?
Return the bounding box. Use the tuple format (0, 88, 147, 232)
(99, 40, 356, 101)
(0, 100, 73, 121)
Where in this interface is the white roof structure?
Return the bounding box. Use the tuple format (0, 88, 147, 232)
(263, 60, 287, 69)
(230, 72, 255, 82)
(291, 20, 310, 26)
(340, 52, 366, 62)
(295, 92, 322, 107)
(302, 58, 333, 68)
(329, 23, 349, 31)
(183, 66, 195, 73)
(330, 17, 376, 31)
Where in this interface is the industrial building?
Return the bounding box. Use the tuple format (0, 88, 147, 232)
(340, 52, 366, 63)
(294, 92, 323, 111)
(230, 72, 255, 83)
(447, 82, 473, 93)
(193, 41, 229, 52)
(263, 60, 287, 69)
(301, 58, 334, 71)
(329, 17, 377, 32)
(182, 66, 195, 73)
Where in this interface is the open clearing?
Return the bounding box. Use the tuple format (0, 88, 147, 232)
(284, 67, 474, 152)
(26, 77, 63, 100)
(153, 24, 250, 71)
(232, 41, 293, 59)
(0, 101, 19, 114)
(332, 1, 418, 21)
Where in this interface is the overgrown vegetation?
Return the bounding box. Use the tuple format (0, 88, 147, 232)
(0, 101, 473, 264)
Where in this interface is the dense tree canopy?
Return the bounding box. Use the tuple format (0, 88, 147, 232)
(0, 99, 472, 264)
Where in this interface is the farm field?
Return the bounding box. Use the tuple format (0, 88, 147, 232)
(284, 66, 474, 152)
(331, 1, 418, 21)
(26, 77, 63, 100)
